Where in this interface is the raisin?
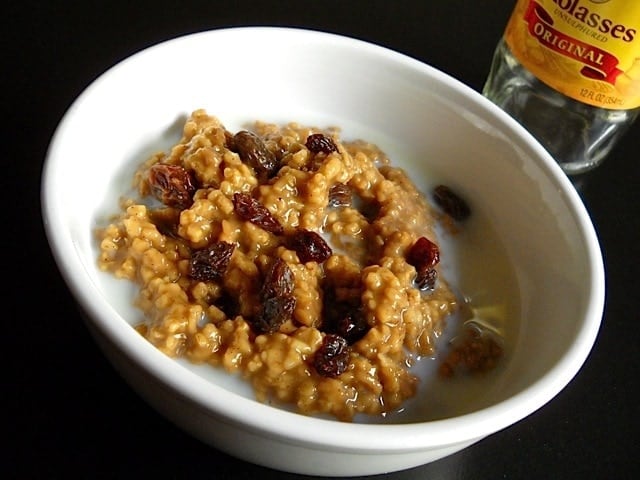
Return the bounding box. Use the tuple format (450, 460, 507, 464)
(407, 237, 440, 291)
(320, 284, 348, 329)
(335, 311, 369, 344)
(288, 229, 332, 264)
(305, 133, 338, 154)
(213, 290, 239, 319)
(232, 192, 284, 235)
(188, 241, 236, 281)
(223, 129, 236, 151)
(433, 185, 471, 221)
(265, 137, 288, 162)
(320, 290, 369, 343)
(328, 183, 352, 207)
(260, 258, 294, 299)
(148, 164, 197, 210)
(250, 259, 297, 334)
(314, 334, 350, 378)
(407, 236, 440, 269)
(233, 130, 278, 181)
(252, 294, 296, 334)
(415, 266, 437, 291)
(148, 207, 181, 238)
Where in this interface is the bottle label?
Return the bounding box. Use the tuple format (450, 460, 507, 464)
(504, 0, 640, 109)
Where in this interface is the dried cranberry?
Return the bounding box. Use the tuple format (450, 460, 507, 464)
(288, 229, 332, 264)
(305, 133, 338, 154)
(148, 164, 197, 210)
(188, 242, 236, 281)
(232, 192, 284, 235)
(433, 185, 471, 221)
(233, 130, 278, 181)
(313, 334, 350, 377)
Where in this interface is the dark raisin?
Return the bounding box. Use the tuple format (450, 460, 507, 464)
(213, 290, 239, 319)
(148, 207, 181, 238)
(328, 183, 352, 207)
(415, 267, 437, 291)
(265, 138, 288, 162)
(407, 236, 440, 269)
(433, 185, 471, 221)
(288, 229, 332, 264)
(232, 192, 284, 235)
(320, 289, 369, 342)
(305, 133, 338, 154)
(250, 259, 297, 334)
(320, 280, 364, 335)
(188, 241, 236, 281)
(260, 258, 294, 300)
(233, 130, 278, 181)
(335, 311, 369, 344)
(407, 237, 440, 291)
(252, 294, 296, 334)
(224, 129, 237, 151)
(148, 164, 198, 210)
(314, 334, 350, 378)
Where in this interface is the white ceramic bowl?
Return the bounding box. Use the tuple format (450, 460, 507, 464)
(41, 27, 604, 477)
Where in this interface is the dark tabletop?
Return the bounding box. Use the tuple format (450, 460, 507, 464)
(6, 1, 639, 478)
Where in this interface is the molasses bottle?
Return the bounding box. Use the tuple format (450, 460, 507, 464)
(483, 0, 640, 174)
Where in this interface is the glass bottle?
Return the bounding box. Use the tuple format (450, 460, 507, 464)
(483, 0, 640, 175)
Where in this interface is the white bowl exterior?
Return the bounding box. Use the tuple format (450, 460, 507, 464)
(42, 27, 604, 476)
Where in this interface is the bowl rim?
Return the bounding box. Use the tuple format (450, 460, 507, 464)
(41, 26, 605, 453)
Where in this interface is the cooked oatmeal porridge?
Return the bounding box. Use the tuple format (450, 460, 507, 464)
(96, 109, 500, 421)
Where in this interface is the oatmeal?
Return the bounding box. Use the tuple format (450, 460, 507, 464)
(96, 109, 462, 421)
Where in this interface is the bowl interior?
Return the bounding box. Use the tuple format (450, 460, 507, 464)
(42, 27, 604, 440)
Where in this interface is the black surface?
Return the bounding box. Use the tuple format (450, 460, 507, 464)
(7, 1, 639, 478)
